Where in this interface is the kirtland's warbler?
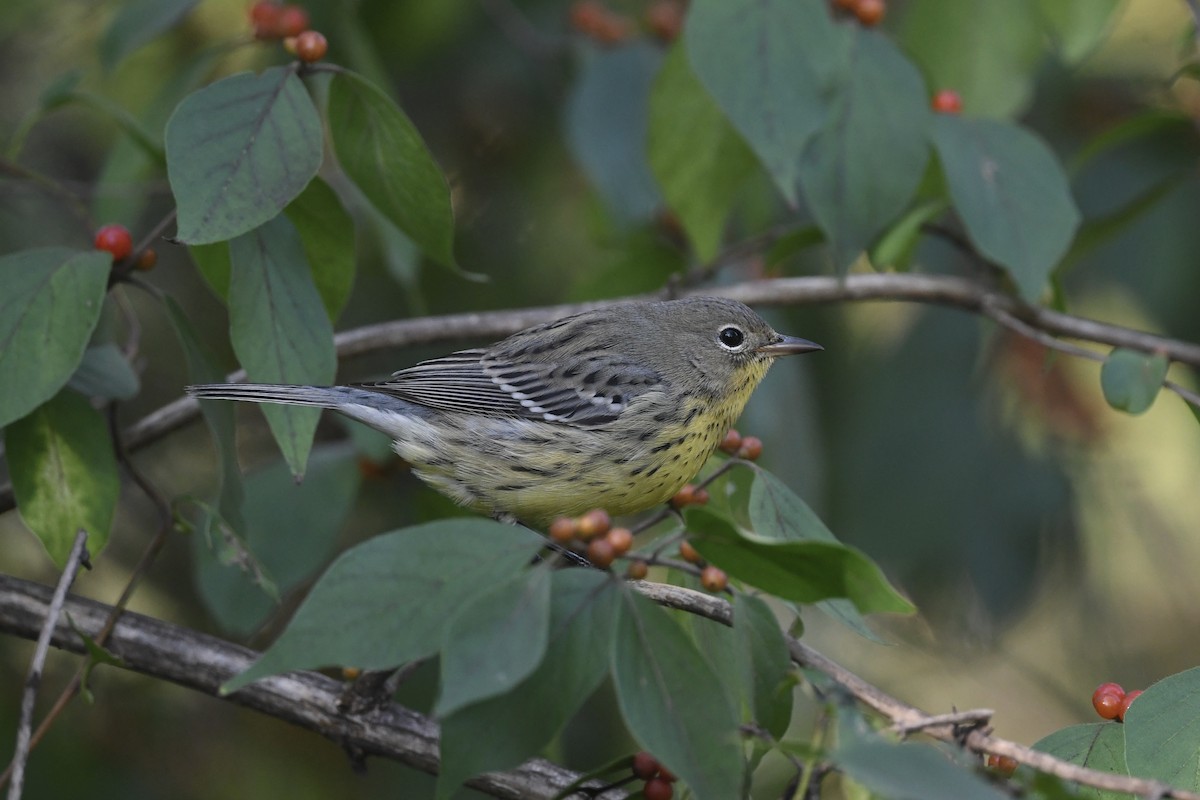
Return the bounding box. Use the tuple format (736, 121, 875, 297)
(187, 296, 820, 525)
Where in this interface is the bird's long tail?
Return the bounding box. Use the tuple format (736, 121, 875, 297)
(186, 383, 364, 408)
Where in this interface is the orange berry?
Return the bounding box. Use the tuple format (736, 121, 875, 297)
(568, 0, 631, 45)
(669, 484, 697, 509)
(625, 560, 649, 580)
(1092, 683, 1125, 720)
(606, 527, 633, 555)
(718, 429, 742, 454)
(295, 29, 327, 62)
(341, 666, 361, 680)
(1118, 690, 1143, 722)
(853, 0, 886, 26)
(250, 1, 283, 37)
(735, 436, 763, 461)
(632, 751, 660, 780)
(986, 754, 1017, 776)
(931, 89, 962, 114)
(645, 0, 685, 43)
(678, 540, 702, 564)
(133, 248, 158, 271)
(700, 565, 727, 592)
(643, 777, 673, 800)
(692, 488, 710, 505)
(587, 538, 616, 568)
(549, 516, 577, 543)
(94, 224, 133, 261)
(577, 508, 611, 539)
(278, 4, 309, 37)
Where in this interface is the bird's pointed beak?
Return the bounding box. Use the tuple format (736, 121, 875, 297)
(756, 334, 823, 357)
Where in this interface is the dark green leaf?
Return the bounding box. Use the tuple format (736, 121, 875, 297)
(0, 248, 111, 428)
(566, 43, 664, 223)
(1034, 0, 1121, 65)
(1060, 176, 1187, 273)
(932, 116, 1080, 300)
(1100, 348, 1167, 415)
(747, 466, 838, 543)
(327, 70, 456, 268)
(798, 30, 931, 272)
(99, 0, 199, 71)
(67, 343, 139, 401)
(685, 0, 848, 205)
(284, 177, 356, 321)
(1068, 111, 1194, 176)
(163, 296, 245, 532)
(167, 66, 322, 244)
(734, 593, 793, 740)
(435, 567, 552, 717)
(869, 199, 948, 271)
(835, 739, 1009, 800)
(648, 44, 756, 261)
(227, 214, 337, 477)
(1033, 723, 1128, 799)
(190, 242, 231, 299)
(7, 390, 119, 566)
(611, 588, 744, 800)
(687, 508, 914, 615)
(899, 0, 1043, 117)
(437, 571, 619, 798)
(223, 520, 544, 693)
(193, 443, 361, 637)
(1124, 666, 1200, 790)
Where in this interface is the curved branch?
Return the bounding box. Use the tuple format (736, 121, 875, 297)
(0, 574, 622, 800)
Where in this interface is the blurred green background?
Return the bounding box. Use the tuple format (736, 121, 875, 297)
(2, 0, 1200, 797)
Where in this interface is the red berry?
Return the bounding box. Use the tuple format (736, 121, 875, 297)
(931, 89, 963, 114)
(278, 4, 310, 37)
(645, 0, 685, 43)
(700, 565, 728, 592)
(577, 508, 611, 539)
(549, 517, 577, 544)
(294, 29, 327, 62)
(94, 224, 133, 261)
(678, 540, 702, 564)
(670, 484, 697, 509)
(853, 0, 886, 26)
(986, 754, 1017, 776)
(631, 751, 660, 780)
(1118, 690, 1143, 722)
(1092, 686, 1123, 721)
(1094, 682, 1124, 699)
(692, 488, 710, 505)
(250, 1, 283, 37)
(643, 777, 674, 800)
(587, 538, 615, 569)
(133, 249, 157, 271)
(718, 429, 742, 454)
(735, 436, 763, 461)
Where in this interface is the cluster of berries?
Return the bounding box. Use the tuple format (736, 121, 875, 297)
(249, 2, 327, 63)
(549, 509, 639, 572)
(677, 539, 727, 592)
(632, 751, 678, 800)
(94, 224, 156, 271)
(1092, 682, 1142, 723)
(568, 0, 686, 46)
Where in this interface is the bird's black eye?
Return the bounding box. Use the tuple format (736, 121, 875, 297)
(718, 326, 745, 349)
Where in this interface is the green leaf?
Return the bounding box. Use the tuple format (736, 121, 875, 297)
(435, 567, 552, 717)
(835, 739, 1009, 800)
(685, 0, 848, 205)
(283, 177, 356, 321)
(167, 66, 322, 244)
(67, 343, 140, 401)
(1124, 666, 1200, 790)
(687, 508, 914, 615)
(190, 242, 231, 299)
(223, 520, 544, 693)
(193, 443, 361, 637)
(1033, 723, 1129, 799)
(747, 465, 838, 543)
(899, 0, 1043, 118)
(327, 70, 456, 268)
(7, 390, 119, 566)
(869, 199, 949, 271)
(798, 30, 931, 272)
(565, 43, 664, 223)
(1034, 0, 1121, 65)
(0, 248, 111, 428)
(227, 214, 337, 477)
(1058, 176, 1186, 273)
(1100, 348, 1167, 415)
(648, 44, 756, 261)
(437, 571, 619, 799)
(931, 116, 1080, 301)
(734, 593, 793, 740)
(163, 296, 245, 533)
(100, 0, 199, 72)
(611, 588, 743, 800)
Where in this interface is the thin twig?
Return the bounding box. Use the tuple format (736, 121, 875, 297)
(891, 708, 994, 735)
(5, 529, 89, 800)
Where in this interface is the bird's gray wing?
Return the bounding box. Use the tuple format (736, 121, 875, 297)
(361, 347, 663, 428)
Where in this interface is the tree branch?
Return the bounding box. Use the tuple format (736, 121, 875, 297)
(0, 574, 622, 800)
